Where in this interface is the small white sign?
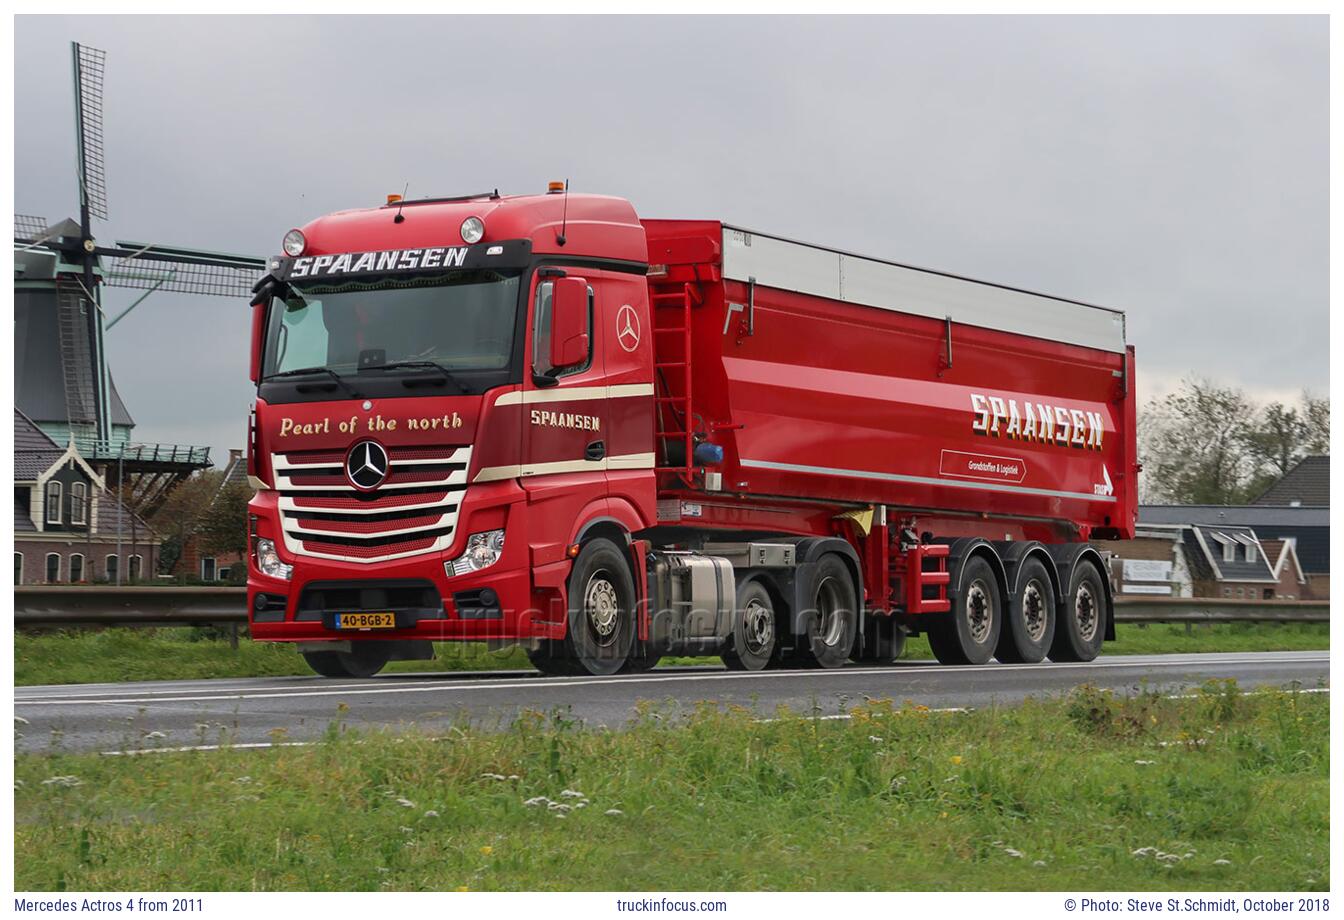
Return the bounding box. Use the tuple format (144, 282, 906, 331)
(1123, 559, 1173, 582)
(1123, 584, 1173, 595)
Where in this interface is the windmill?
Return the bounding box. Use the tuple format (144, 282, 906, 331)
(15, 42, 267, 514)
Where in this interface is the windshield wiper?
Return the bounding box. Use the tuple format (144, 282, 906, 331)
(359, 361, 464, 392)
(265, 366, 361, 398)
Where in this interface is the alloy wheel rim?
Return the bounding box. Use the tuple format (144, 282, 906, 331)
(1022, 579, 1048, 643)
(585, 571, 620, 645)
(966, 578, 993, 644)
(1075, 582, 1098, 642)
(742, 598, 774, 656)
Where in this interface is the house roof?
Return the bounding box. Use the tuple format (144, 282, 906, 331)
(1163, 523, 1277, 584)
(1259, 539, 1306, 584)
(14, 408, 64, 481)
(1253, 455, 1330, 507)
(1140, 505, 1329, 574)
(14, 497, 36, 533)
(97, 489, 158, 542)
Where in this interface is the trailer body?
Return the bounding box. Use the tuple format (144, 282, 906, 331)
(244, 190, 1137, 675)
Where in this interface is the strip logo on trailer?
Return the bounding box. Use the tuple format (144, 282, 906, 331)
(969, 392, 1105, 451)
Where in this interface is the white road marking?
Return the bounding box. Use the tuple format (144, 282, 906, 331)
(16, 653, 1329, 707)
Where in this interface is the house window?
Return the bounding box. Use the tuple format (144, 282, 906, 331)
(1264, 588, 1275, 600)
(129, 555, 143, 581)
(45, 553, 61, 583)
(1222, 541, 1236, 563)
(14, 553, 23, 586)
(70, 482, 88, 525)
(105, 554, 119, 582)
(1223, 587, 1232, 597)
(45, 481, 62, 525)
(1245, 543, 1257, 564)
(69, 554, 84, 583)
(201, 557, 217, 582)
(218, 566, 232, 582)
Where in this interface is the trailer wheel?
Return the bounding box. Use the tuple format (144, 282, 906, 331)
(564, 537, 636, 676)
(854, 615, 907, 665)
(622, 644, 662, 673)
(928, 554, 1002, 665)
(795, 554, 858, 669)
(722, 579, 779, 671)
(1049, 557, 1107, 663)
(301, 644, 391, 679)
(996, 556, 1056, 664)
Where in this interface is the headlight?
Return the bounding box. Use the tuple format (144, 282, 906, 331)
(446, 529, 505, 577)
(282, 229, 306, 257)
(255, 537, 293, 580)
(460, 216, 485, 244)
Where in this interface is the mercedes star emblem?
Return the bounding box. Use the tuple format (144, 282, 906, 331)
(616, 304, 641, 352)
(346, 440, 389, 490)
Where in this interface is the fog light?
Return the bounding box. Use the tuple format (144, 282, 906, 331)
(256, 537, 293, 580)
(446, 529, 505, 577)
(282, 229, 306, 257)
(460, 216, 485, 244)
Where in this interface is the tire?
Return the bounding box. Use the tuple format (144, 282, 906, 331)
(722, 579, 779, 671)
(527, 639, 583, 676)
(854, 614, 907, 665)
(927, 554, 1002, 665)
(622, 643, 662, 673)
(563, 537, 636, 676)
(795, 554, 859, 669)
(301, 644, 391, 678)
(996, 556, 1056, 664)
(1049, 557, 1107, 663)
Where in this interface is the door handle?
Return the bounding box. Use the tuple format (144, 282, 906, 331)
(585, 440, 606, 461)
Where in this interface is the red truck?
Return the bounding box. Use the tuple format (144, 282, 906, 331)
(245, 185, 1137, 678)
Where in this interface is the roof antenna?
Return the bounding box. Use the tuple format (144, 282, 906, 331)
(394, 182, 408, 223)
(556, 179, 569, 247)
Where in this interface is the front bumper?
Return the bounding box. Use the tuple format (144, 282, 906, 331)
(246, 481, 567, 642)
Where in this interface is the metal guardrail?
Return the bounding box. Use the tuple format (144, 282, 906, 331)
(13, 587, 1330, 627)
(1113, 596, 1329, 624)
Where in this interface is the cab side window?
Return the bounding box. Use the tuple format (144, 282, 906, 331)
(533, 280, 593, 377)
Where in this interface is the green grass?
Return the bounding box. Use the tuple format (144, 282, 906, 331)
(15, 621, 1328, 686)
(13, 684, 1327, 891)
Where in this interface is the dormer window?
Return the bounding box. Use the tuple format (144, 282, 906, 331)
(1222, 541, 1235, 563)
(71, 482, 87, 525)
(44, 481, 62, 525)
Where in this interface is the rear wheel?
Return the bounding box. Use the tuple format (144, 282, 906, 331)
(795, 555, 859, 669)
(1049, 557, 1107, 662)
(302, 644, 391, 679)
(996, 556, 1056, 663)
(722, 579, 779, 671)
(854, 614, 907, 664)
(928, 554, 1002, 665)
(563, 538, 636, 676)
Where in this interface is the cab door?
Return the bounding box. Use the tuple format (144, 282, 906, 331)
(519, 269, 610, 551)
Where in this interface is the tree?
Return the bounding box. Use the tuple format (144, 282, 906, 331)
(1301, 389, 1330, 455)
(1243, 401, 1305, 479)
(149, 470, 222, 575)
(199, 481, 253, 559)
(1141, 378, 1260, 505)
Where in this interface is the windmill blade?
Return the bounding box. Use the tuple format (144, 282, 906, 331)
(14, 214, 49, 241)
(103, 240, 267, 298)
(72, 42, 109, 221)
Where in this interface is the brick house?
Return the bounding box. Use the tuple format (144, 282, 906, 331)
(1257, 538, 1309, 601)
(174, 448, 250, 582)
(1094, 526, 1195, 598)
(14, 408, 159, 584)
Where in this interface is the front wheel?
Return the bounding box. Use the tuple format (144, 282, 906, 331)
(302, 644, 391, 678)
(564, 538, 636, 676)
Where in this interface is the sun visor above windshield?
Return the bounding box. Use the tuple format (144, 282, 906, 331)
(266, 239, 533, 284)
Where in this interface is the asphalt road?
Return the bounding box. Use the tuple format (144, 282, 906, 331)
(14, 651, 1328, 755)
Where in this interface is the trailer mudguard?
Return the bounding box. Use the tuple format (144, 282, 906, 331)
(1046, 543, 1116, 641)
(992, 540, 1064, 604)
(940, 537, 1009, 608)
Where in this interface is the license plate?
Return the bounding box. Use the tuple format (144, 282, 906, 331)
(334, 612, 396, 630)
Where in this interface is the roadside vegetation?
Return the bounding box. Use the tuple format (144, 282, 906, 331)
(14, 683, 1327, 891)
(14, 621, 1328, 686)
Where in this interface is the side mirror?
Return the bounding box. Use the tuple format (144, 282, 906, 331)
(549, 277, 590, 370)
(249, 301, 266, 383)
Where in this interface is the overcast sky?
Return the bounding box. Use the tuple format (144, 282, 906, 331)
(14, 15, 1328, 466)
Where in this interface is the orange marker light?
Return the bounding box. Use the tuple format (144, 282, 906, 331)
(548, 181, 565, 194)
(387, 194, 403, 204)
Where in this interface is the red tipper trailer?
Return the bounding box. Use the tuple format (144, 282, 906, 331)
(245, 187, 1137, 678)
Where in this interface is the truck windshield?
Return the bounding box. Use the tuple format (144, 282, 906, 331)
(262, 270, 521, 379)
